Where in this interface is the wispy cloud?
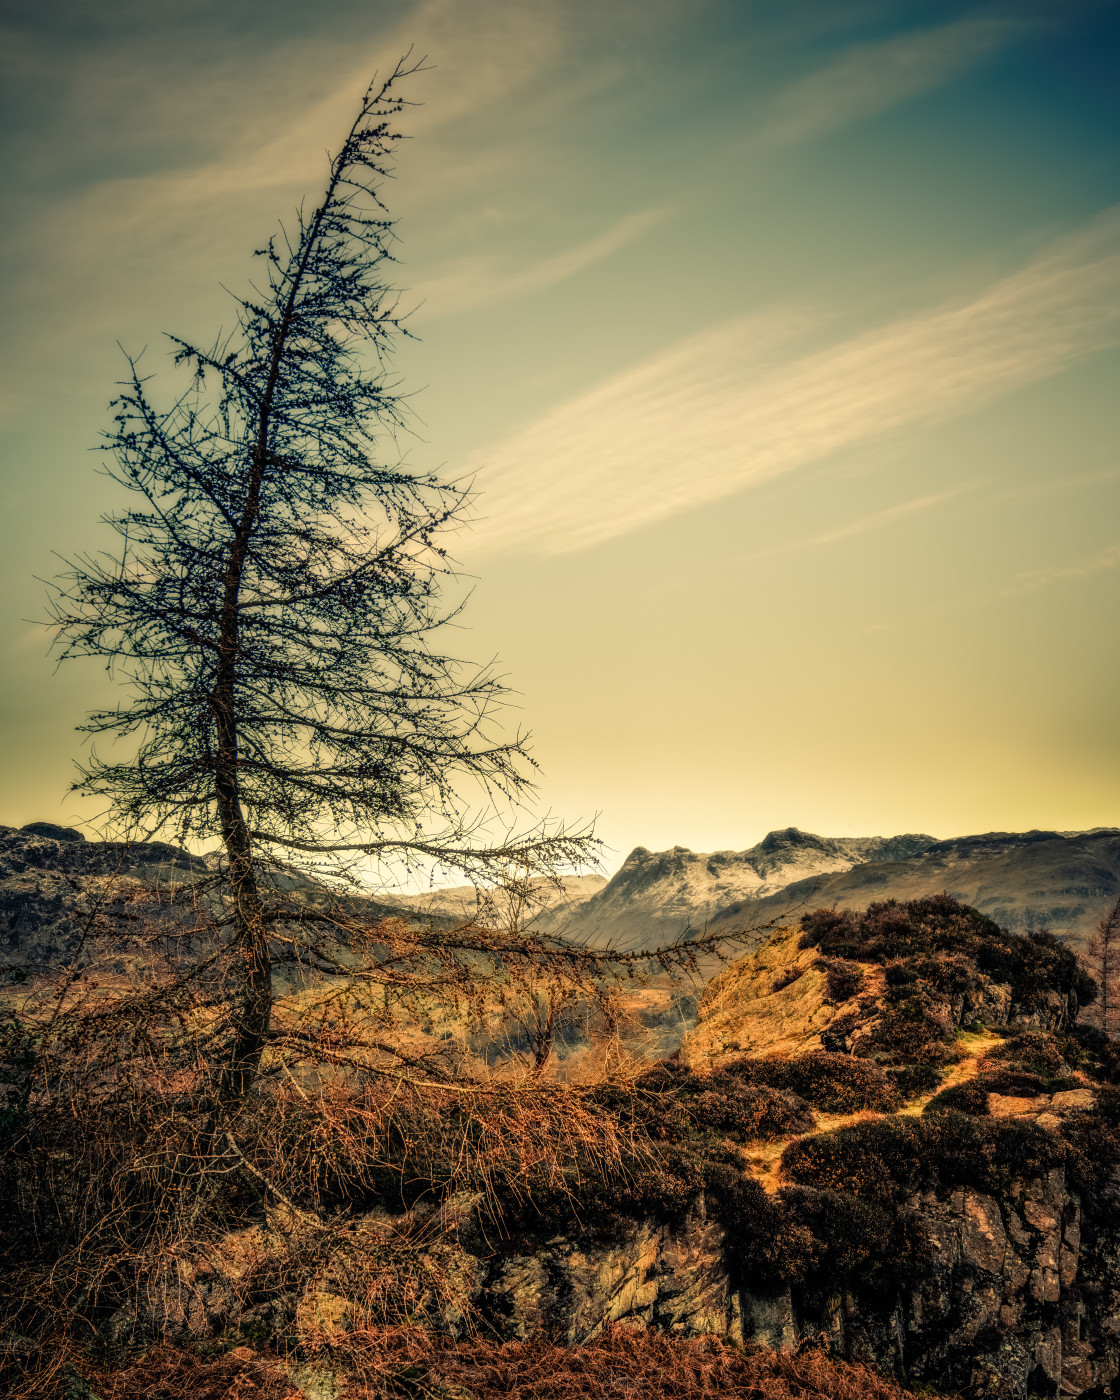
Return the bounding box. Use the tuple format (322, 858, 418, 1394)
(992, 463, 1120, 504)
(757, 15, 1031, 147)
(738, 488, 975, 563)
(1001, 542, 1120, 597)
(411, 208, 667, 319)
(467, 207, 1120, 557)
(0, 0, 664, 416)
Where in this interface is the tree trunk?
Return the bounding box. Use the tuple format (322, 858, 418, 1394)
(213, 444, 273, 1107)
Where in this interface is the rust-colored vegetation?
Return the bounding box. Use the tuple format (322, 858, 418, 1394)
(47, 1327, 933, 1400)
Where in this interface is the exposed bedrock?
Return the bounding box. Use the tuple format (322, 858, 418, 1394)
(482, 1163, 1119, 1400)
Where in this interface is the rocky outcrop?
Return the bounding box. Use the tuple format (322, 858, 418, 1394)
(482, 1211, 737, 1345)
(0, 822, 207, 967)
(106, 1154, 1120, 1400)
(0, 823, 410, 968)
(474, 1160, 1120, 1399)
(682, 916, 1084, 1071)
(775, 1164, 1117, 1398)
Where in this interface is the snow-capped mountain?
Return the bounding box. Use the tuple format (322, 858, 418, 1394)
(534, 827, 936, 949)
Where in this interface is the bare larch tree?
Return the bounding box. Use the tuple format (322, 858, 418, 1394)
(48, 58, 596, 1105)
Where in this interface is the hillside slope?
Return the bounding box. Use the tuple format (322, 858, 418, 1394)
(481, 897, 1117, 1396)
(707, 828, 1120, 950)
(0, 822, 412, 968)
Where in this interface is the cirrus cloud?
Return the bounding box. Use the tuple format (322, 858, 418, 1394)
(467, 207, 1120, 556)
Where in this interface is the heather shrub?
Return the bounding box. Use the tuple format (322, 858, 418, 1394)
(909, 1112, 1065, 1194)
(923, 1068, 1057, 1117)
(820, 957, 864, 1003)
(1064, 1104, 1120, 1215)
(973, 1068, 1049, 1097)
(868, 989, 956, 1065)
(604, 1061, 815, 1144)
(911, 952, 981, 997)
(886, 1063, 943, 1100)
(779, 1186, 890, 1278)
(783, 1113, 1065, 1204)
(707, 1165, 813, 1285)
(693, 1080, 815, 1140)
(505, 1136, 704, 1243)
(799, 897, 1095, 1011)
(781, 1118, 927, 1206)
(981, 1030, 1079, 1083)
(711, 1171, 933, 1294)
(923, 1081, 991, 1117)
(779, 1187, 930, 1288)
(800, 896, 1002, 963)
(1089, 1084, 1120, 1127)
(1071, 1024, 1120, 1084)
(722, 1051, 901, 1114)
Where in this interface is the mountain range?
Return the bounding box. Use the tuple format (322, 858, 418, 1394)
(531, 828, 935, 949)
(5, 821, 1120, 972)
(528, 826, 1120, 953)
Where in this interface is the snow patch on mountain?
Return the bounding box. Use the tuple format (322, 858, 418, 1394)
(537, 828, 936, 949)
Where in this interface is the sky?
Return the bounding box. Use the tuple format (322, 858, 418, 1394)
(2, 0, 1119, 872)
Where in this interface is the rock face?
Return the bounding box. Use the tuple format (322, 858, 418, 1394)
(483, 1212, 737, 1345)
(117, 1162, 1120, 1400)
(476, 1164, 1120, 1400)
(0, 822, 208, 967)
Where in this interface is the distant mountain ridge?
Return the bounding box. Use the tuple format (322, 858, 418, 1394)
(707, 827, 1120, 950)
(534, 827, 937, 949)
(392, 872, 608, 924)
(7, 821, 1119, 969)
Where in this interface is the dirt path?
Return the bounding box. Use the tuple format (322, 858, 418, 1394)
(742, 1029, 1005, 1193)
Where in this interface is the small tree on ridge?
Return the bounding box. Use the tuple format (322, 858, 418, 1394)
(1086, 894, 1120, 1036)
